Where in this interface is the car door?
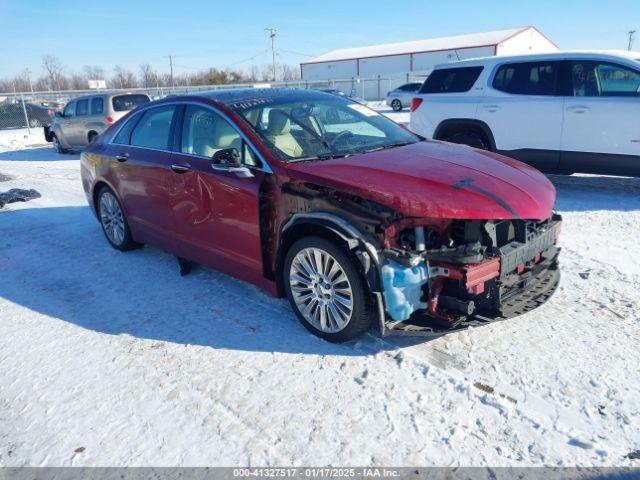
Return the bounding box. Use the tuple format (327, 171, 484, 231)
(167, 103, 268, 284)
(103, 104, 179, 250)
(57, 100, 76, 145)
(71, 98, 89, 146)
(478, 60, 564, 171)
(560, 59, 640, 175)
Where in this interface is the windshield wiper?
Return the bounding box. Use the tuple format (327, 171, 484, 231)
(288, 153, 350, 163)
(359, 141, 415, 154)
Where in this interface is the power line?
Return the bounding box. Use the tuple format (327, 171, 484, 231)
(279, 49, 316, 58)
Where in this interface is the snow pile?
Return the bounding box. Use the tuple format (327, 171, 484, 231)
(0, 127, 47, 151)
(0, 127, 639, 467)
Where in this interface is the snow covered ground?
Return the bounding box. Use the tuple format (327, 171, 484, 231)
(0, 113, 639, 467)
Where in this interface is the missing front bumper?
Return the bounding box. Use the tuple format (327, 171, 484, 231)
(380, 249, 561, 337)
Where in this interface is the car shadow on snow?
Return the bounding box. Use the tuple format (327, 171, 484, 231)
(0, 205, 426, 356)
(0, 147, 80, 162)
(548, 174, 640, 212)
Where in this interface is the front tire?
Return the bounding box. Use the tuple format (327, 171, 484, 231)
(51, 134, 68, 154)
(96, 186, 139, 251)
(284, 236, 373, 342)
(391, 99, 402, 111)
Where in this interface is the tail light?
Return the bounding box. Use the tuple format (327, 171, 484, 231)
(106, 116, 114, 124)
(410, 98, 423, 112)
(47, 109, 54, 116)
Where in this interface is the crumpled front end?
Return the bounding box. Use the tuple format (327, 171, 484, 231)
(379, 213, 562, 336)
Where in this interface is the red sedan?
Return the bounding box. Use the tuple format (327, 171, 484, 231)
(81, 89, 561, 342)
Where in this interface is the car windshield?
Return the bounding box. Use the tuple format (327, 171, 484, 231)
(112, 94, 150, 112)
(231, 94, 419, 162)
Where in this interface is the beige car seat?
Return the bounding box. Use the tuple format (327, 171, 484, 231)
(188, 110, 242, 157)
(265, 109, 304, 157)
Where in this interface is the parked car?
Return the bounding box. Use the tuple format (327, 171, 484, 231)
(81, 89, 561, 342)
(0, 102, 55, 129)
(385, 82, 423, 111)
(409, 50, 640, 176)
(47, 92, 150, 152)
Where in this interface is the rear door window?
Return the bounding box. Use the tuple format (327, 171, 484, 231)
(76, 99, 88, 116)
(112, 94, 150, 112)
(129, 106, 176, 150)
(492, 61, 560, 95)
(420, 66, 484, 93)
(91, 97, 104, 115)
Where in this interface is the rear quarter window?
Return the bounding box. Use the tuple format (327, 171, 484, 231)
(420, 66, 484, 94)
(112, 94, 150, 112)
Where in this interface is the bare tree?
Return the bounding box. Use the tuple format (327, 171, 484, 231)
(69, 73, 87, 90)
(83, 65, 105, 81)
(280, 64, 300, 81)
(111, 65, 136, 88)
(41, 55, 65, 90)
(139, 64, 157, 89)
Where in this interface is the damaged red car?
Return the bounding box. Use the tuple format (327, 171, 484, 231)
(81, 89, 561, 342)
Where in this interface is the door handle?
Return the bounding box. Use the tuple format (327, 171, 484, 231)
(482, 105, 500, 112)
(171, 163, 192, 173)
(567, 105, 588, 113)
(115, 153, 129, 162)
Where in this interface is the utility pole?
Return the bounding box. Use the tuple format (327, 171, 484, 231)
(25, 68, 33, 93)
(265, 27, 277, 81)
(628, 30, 636, 51)
(166, 55, 175, 88)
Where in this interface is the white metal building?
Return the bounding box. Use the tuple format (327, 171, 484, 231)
(300, 27, 558, 81)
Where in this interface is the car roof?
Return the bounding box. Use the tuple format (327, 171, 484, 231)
(188, 87, 336, 106)
(68, 91, 150, 101)
(432, 50, 640, 69)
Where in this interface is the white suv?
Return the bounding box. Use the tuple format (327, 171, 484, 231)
(409, 51, 640, 176)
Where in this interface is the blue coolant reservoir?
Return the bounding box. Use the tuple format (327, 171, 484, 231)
(381, 260, 429, 321)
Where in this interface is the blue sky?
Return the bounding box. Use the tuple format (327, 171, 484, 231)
(1, 0, 638, 78)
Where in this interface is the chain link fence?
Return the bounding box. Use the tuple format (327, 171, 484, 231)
(0, 74, 426, 132)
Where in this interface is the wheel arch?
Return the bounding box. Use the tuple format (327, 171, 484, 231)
(433, 118, 496, 151)
(91, 179, 122, 216)
(275, 212, 383, 299)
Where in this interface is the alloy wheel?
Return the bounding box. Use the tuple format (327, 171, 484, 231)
(289, 247, 354, 333)
(99, 191, 125, 246)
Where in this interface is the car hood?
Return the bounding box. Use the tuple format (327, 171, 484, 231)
(284, 141, 556, 220)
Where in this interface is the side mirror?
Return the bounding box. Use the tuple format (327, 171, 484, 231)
(211, 147, 254, 178)
(212, 147, 241, 167)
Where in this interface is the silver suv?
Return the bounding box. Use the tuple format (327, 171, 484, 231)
(47, 92, 150, 152)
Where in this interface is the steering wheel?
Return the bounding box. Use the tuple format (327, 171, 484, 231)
(329, 130, 355, 147)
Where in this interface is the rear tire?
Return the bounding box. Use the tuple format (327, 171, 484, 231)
(391, 99, 402, 111)
(284, 236, 373, 342)
(96, 185, 140, 251)
(88, 131, 98, 144)
(442, 131, 489, 150)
